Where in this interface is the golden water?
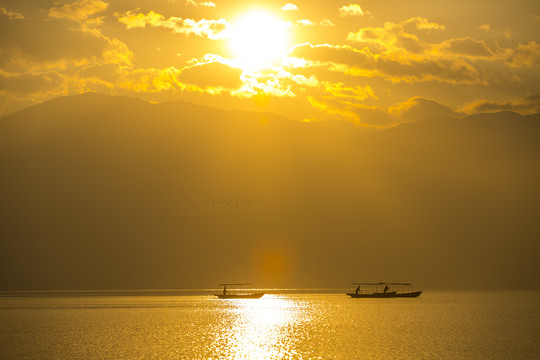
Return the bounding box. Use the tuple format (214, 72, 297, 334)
(1, 292, 539, 359)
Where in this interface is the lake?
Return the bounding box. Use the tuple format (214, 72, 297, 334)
(1, 291, 539, 359)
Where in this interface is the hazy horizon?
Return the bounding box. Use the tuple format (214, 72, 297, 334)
(1, 0, 540, 292)
(1, 93, 539, 292)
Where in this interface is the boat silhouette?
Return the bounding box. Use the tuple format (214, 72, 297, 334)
(347, 282, 422, 298)
(215, 283, 265, 299)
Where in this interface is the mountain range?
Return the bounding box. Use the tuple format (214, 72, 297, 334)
(1, 93, 539, 290)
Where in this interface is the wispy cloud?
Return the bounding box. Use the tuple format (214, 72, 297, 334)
(323, 82, 377, 101)
(347, 18, 539, 67)
(308, 95, 461, 127)
(282, 4, 298, 11)
(339, 4, 370, 17)
(116, 10, 229, 40)
(0, 6, 24, 20)
(297, 19, 314, 26)
(320, 19, 335, 27)
(347, 18, 448, 54)
(348, 21, 428, 54)
(308, 96, 395, 127)
(401, 17, 445, 32)
(478, 24, 491, 31)
(186, 0, 216, 7)
(179, 60, 242, 90)
(48, 0, 108, 22)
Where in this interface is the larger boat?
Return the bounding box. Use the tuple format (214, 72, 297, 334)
(215, 283, 265, 299)
(347, 282, 422, 298)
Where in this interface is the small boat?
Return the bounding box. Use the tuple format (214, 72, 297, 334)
(215, 283, 265, 299)
(347, 282, 422, 298)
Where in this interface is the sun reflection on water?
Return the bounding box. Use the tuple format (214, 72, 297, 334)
(212, 295, 304, 360)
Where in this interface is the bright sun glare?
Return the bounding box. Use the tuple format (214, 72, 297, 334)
(229, 10, 290, 69)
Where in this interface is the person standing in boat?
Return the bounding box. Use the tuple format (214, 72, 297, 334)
(383, 285, 389, 293)
(223, 286, 227, 295)
(355, 285, 361, 294)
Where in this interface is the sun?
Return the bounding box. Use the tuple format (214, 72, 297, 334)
(229, 10, 290, 69)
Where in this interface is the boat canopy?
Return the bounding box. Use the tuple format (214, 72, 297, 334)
(351, 282, 412, 286)
(218, 283, 254, 286)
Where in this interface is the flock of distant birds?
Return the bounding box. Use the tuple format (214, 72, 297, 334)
(205, 197, 278, 208)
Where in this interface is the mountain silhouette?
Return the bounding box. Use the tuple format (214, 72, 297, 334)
(1, 93, 539, 290)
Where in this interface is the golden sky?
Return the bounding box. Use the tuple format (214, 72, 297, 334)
(1, 0, 539, 126)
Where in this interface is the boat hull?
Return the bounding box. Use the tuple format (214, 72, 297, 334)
(347, 291, 422, 298)
(215, 293, 265, 299)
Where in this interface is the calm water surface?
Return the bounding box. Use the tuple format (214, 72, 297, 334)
(1, 292, 539, 359)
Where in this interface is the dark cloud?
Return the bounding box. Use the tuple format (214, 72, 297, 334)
(288, 43, 483, 84)
(504, 41, 540, 66)
(348, 22, 426, 54)
(465, 94, 540, 114)
(441, 38, 494, 57)
(0, 71, 64, 94)
(0, 16, 111, 66)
